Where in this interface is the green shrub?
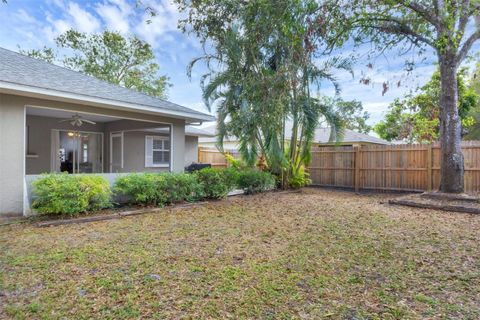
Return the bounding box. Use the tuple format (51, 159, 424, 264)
(114, 172, 205, 206)
(164, 173, 204, 203)
(225, 153, 244, 169)
(288, 165, 311, 189)
(223, 166, 240, 190)
(195, 167, 233, 199)
(114, 173, 168, 206)
(237, 169, 276, 194)
(78, 175, 113, 210)
(32, 173, 112, 215)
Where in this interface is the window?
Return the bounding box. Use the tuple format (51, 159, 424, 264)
(145, 136, 170, 167)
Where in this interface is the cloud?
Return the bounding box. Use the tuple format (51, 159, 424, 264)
(42, 1, 101, 41)
(95, 0, 132, 34)
(14, 9, 37, 24)
(67, 2, 101, 33)
(135, 0, 183, 47)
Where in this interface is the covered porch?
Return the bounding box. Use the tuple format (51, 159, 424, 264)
(0, 93, 195, 216)
(26, 106, 175, 175)
(22, 104, 187, 216)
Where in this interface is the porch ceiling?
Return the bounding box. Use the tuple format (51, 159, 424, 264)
(26, 106, 117, 123)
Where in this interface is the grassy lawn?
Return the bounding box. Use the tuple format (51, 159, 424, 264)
(1, 188, 480, 319)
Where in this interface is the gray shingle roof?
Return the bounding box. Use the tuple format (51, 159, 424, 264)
(185, 126, 216, 137)
(0, 47, 214, 121)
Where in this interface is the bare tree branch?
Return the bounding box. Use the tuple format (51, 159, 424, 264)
(457, 28, 480, 63)
(432, 0, 440, 18)
(363, 16, 436, 47)
(398, 0, 441, 28)
(457, 0, 472, 36)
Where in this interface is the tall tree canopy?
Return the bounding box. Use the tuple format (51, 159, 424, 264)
(21, 30, 170, 99)
(472, 62, 480, 96)
(327, 0, 480, 193)
(322, 97, 371, 133)
(374, 69, 479, 143)
(176, 0, 352, 187)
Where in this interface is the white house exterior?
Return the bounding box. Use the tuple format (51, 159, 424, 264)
(0, 48, 215, 216)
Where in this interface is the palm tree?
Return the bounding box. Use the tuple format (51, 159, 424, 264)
(188, 1, 351, 187)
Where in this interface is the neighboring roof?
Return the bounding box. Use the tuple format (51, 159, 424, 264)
(0, 47, 215, 122)
(185, 126, 216, 137)
(199, 124, 389, 145)
(313, 127, 390, 145)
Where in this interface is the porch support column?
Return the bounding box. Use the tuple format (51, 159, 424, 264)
(171, 121, 185, 172)
(0, 95, 25, 215)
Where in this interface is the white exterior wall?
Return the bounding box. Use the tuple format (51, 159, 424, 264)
(0, 95, 25, 215)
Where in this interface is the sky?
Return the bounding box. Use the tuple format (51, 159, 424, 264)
(0, 0, 469, 127)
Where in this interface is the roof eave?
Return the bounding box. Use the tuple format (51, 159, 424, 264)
(0, 81, 216, 122)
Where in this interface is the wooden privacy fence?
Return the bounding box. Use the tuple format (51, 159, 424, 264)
(309, 141, 480, 193)
(198, 147, 240, 168)
(199, 141, 480, 193)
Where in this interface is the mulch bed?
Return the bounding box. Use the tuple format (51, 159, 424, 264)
(34, 202, 210, 228)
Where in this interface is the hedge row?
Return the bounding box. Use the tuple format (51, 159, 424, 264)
(31, 168, 276, 215)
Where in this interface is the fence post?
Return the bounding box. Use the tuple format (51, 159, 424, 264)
(426, 144, 433, 192)
(354, 146, 361, 193)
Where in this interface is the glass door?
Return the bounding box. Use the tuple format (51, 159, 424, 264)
(54, 130, 103, 173)
(110, 132, 123, 173)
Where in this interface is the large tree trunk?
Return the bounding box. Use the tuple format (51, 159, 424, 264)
(439, 54, 464, 193)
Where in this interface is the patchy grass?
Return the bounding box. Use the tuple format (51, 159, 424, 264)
(1, 188, 480, 319)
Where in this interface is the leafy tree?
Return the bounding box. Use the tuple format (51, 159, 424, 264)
(375, 69, 479, 143)
(472, 62, 480, 96)
(322, 97, 371, 133)
(327, 0, 480, 193)
(21, 30, 170, 98)
(463, 62, 480, 138)
(21, 46, 56, 64)
(176, 0, 351, 188)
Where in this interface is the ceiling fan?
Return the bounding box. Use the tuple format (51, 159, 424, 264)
(58, 113, 96, 127)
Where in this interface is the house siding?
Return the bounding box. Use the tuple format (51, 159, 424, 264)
(0, 95, 25, 215)
(171, 122, 185, 172)
(185, 135, 198, 165)
(122, 131, 169, 172)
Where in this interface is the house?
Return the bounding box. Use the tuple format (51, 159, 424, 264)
(198, 125, 389, 149)
(0, 47, 215, 216)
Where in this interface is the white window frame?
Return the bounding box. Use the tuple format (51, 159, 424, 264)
(145, 135, 170, 168)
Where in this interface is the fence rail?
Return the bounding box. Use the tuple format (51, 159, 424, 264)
(198, 141, 480, 193)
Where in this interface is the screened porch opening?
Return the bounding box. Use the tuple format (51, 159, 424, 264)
(25, 106, 172, 175)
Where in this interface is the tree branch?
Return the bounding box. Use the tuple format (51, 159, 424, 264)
(457, 0, 471, 37)
(457, 28, 480, 64)
(363, 16, 436, 47)
(398, 0, 441, 28)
